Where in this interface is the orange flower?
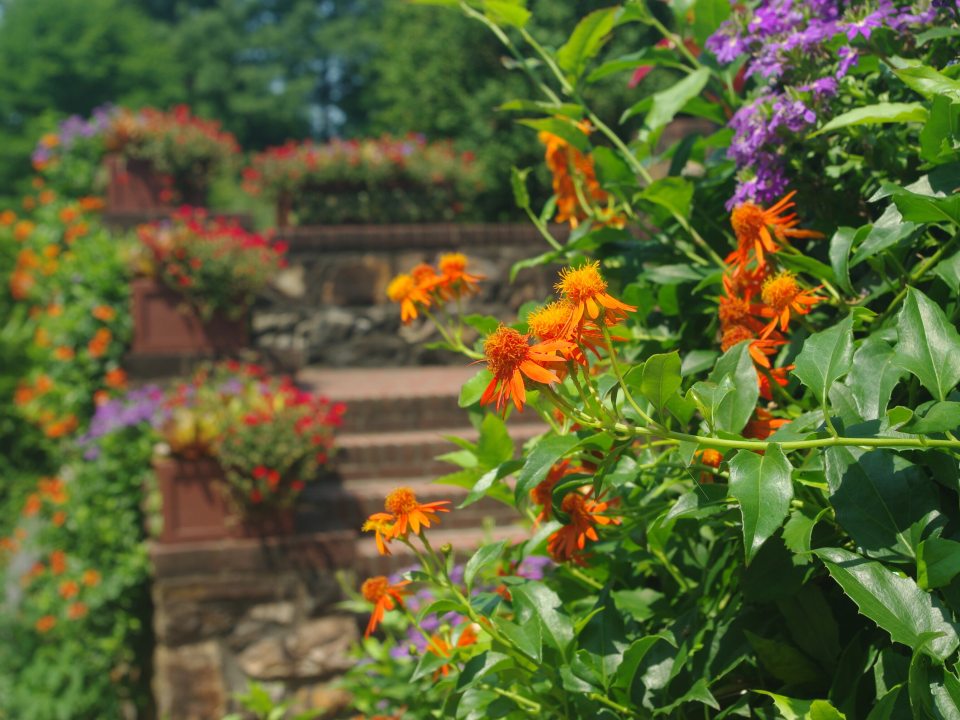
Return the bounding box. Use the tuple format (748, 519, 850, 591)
(50, 550, 67, 575)
(480, 326, 568, 412)
(94, 390, 110, 406)
(436, 253, 484, 299)
(10, 270, 34, 300)
(427, 623, 479, 678)
(385, 487, 450, 538)
(65, 221, 89, 242)
(92, 305, 116, 322)
(361, 514, 396, 556)
(0, 209, 16, 225)
(79, 196, 105, 212)
(411, 262, 442, 292)
(744, 407, 790, 440)
(88, 328, 112, 357)
(35, 615, 57, 633)
(701, 449, 723, 467)
(40, 133, 59, 149)
(555, 262, 636, 332)
(82, 569, 101, 587)
(46, 303, 62, 317)
(14, 220, 35, 242)
(547, 492, 620, 563)
(39, 477, 67, 504)
(59, 580, 79, 599)
(59, 207, 79, 224)
(727, 192, 823, 271)
(759, 271, 824, 337)
(386, 273, 431, 324)
(104, 368, 127, 389)
(52, 511, 67, 527)
(531, 459, 584, 524)
(14, 385, 34, 406)
(23, 494, 41, 517)
(67, 603, 88, 620)
(23, 196, 35, 211)
(38, 189, 56, 205)
(720, 325, 785, 368)
(361, 575, 411, 637)
(45, 415, 78, 438)
(54, 346, 75, 361)
(758, 365, 792, 402)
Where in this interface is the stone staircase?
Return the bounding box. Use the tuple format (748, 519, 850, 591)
(297, 366, 539, 576)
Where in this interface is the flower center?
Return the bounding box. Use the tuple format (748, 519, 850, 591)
(385, 487, 418, 515)
(718, 294, 752, 327)
(527, 301, 574, 341)
(731, 203, 766, 243)
(560, 492, 590, 522)
(721, 324, 755, 352)
(386, 274, 415, 302)
(483, 326, 531, 377)
(361, 576, 389, 602)
(761, 271, 799, 311)
(556, 262, 607, 302)
(439, 253, 467, 276)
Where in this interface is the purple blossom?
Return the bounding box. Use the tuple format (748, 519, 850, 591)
(79, 385, 168, 456)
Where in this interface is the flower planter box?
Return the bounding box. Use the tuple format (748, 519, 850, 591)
(105, 154, 207, 213)
(153, 457, 295, 544)
(130, 277, 249, 357)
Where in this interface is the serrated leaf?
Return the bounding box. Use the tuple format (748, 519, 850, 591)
(708, 341, 761, 435)
(815, 547, 960, 661)
(899, 401, 960, 434)
(892, 191, 960, 226)
(793, 315, 854, 415)
(844, 337, 906, 421)
(933, 251, 960, 294)
(729, 446, 793, 562)
(917, 537, 960, 590)
(511, 582, 574, 655)
(457, 651, 513, 691)
(496, 617, 542, 662)
(894, 287, 960, 401)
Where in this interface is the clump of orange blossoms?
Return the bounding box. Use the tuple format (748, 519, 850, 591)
(362, 487, 450, 556)
(556, 261, 637, 332)
(386, 252, 484, 323)
(727, 191, 823, 272)
(361, 575, 411, 637)
(547, 491, 620, 564)
(480, 326, 567, 413)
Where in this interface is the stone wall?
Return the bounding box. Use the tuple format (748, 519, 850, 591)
(252, 223, 566, 369)
(150, 531, 358, 720)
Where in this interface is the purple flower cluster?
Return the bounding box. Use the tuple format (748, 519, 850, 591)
(32, 104, 116, 166)
(79, 385, 168, 459)
(707, 0, 945, 208)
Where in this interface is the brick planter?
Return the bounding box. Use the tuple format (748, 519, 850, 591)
(105, 154, 207, 213)
(154, 457, 295, 544)
(130, 277, 248, 357)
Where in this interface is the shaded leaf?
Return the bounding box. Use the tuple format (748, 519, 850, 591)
(793, 315, 854, 413)
(894, 287, 960, 401)
(729, 446, 793, 562)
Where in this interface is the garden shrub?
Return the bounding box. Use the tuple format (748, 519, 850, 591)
(342, 1, 960, 718)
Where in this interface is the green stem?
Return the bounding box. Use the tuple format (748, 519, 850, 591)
(875, 232, 960, 324)
(523, 206, 564, 251)
(588, 692, 639, 717)
(481, 684, 541, 713)
(600, 323, 657, 427)
(566, 566, 604, 591)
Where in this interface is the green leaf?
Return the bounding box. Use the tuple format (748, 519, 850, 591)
(518, 117, 589, 152)
(464, 540, 508, 590)
(708, 341, 761, 434)
(894, 287, 960, 401)
(639, 176, 695, 220)
(755, 692, 846, 719)
(614, 634, 673, 689)
(510, 166, 531, 209)
(514, 433, 579, 505)
(933, 251, 960, 294)
(621, 67, 711, 131)
(917, 537, 960, 590)
(812, 102, 928, 137)
(917, 26, 960, 45)
(692, 0, 731, 46)
(689, 377, 734, 432)
(866, 685, 908, 720)
(828, 226, 864, 295)
(729, 446, 793, 562)
(457, 651, 513, 691)
(476, 413, 514, 467)
(892, 191, 960, 226)
(556, 7, 618, 81)
(482, 0, 531, 28)
(844, 338, 906, 421)
(815, 547, 960, 662)
(793, 315, 854, 415)
(900, 401, 960, 434)
(511, 582, 574, 655)
(849, 205, 917, 267)
(783, 506, 829, 563)
(638, 351, 682, 413)
(460, 369, 494, 407)
(496, 617, 542, 662)
(893, 63, 960, 100)
(586, 48, 686, 83)
(746, 634, 822, 686)
(777, 585, 842, 670)
(920, 95, 960, 163)
(825, 448, 938, 560)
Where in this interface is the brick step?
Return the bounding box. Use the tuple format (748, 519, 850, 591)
(298, 365, 542, 434)
(354, 523, 532, 578)
(332, 423, 546, 480)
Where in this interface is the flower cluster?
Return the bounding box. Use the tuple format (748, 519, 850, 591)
(104, 105, 238, 202)
(481, 261, 636, 413)
(708, 0, 946, 207)
(719, 191, 825, 437)
(133, 207, 287, 319)
(242, 135, 484, 225)
(160, 363, 345, 507)
(539, 120, 625, 228)
(386, 252, 484, 324)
